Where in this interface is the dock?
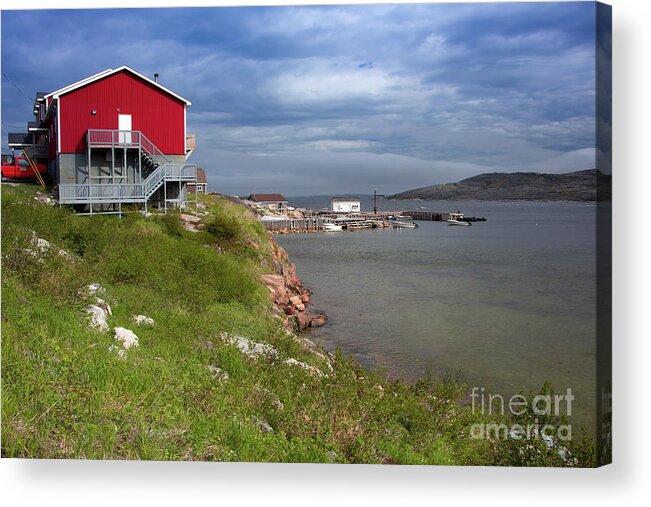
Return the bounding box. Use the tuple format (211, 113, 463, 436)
(260, 208, 474, 233)
(260, 217, 323, 233)
(402, 210, 464, 221)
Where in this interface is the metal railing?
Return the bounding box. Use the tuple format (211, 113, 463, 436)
(87, 129, 141, 147)
(164, 164, 196, 180)
(59, 183, 145, 203)
(140, 132, 171, 165)
(59, 130, 197, 206)
(59, 163, 197, 204)
(87, 130, 172, 164)
(24, 144, 49, 158)
(143, 166, 165, 198)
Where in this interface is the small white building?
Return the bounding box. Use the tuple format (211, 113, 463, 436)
(330, 197, 361, 213)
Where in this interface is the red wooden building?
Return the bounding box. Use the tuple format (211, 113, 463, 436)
(8, 66, 198, 214)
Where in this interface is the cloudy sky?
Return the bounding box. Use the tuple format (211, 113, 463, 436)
(1, 2, 599, 195)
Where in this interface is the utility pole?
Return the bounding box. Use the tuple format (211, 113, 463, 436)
(373, 189, 377, 214)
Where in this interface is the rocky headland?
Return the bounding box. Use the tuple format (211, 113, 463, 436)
(388, 169, 611, 201)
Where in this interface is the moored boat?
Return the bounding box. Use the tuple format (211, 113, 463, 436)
(389, 220, 419, 228)
(323, 223, 343, 232)
(447, 219, 471, 226)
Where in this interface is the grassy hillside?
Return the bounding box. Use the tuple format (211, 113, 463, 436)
(1, 184, 594, 465)
(388, 169, 611, 201)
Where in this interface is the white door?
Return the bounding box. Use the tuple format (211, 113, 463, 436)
(118, 114, 132, 144)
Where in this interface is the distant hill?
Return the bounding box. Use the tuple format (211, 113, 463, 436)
(387, 169, 611, 202)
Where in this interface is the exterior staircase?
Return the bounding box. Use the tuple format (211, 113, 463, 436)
(58, 129, 197, 207)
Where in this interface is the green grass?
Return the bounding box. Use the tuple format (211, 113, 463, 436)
(1, 184, 595, 465)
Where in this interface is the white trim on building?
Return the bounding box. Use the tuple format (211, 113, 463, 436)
(45, 66, 192, 105)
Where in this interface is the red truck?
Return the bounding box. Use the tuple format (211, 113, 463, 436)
(1, 153, 47, 181)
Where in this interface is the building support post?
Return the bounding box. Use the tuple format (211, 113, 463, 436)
(138, 141, 142, 183)
(123, 142, 126, 186)
(87, 138, 91, 210)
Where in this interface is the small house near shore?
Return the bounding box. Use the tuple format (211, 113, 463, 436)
(247, 193, 288, 211)
(330, 196, 361, 213)
(188, 168, 207, 194)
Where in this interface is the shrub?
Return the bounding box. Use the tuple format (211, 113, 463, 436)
(159, 214, 185, 238)
(206, 214, 240, 241)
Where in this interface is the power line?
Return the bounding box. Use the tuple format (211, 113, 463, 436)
(1, 71, 34, 104)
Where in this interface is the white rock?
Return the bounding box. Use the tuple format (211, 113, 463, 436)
(133, 314, 155, 326)
(26, 232, 75, 261)
(253, 385, 284, 410)
(284, 358, 324, 377)
(207, 365, 229, 381)
(114, 327, 139, 349)
(221, 332, 278, 359)
(251, 416, 274, 434)
(32, 236, 51, 253)
(80, 283, 105, 298)
(86, 305, 109, 332)
(296, 336, 316, 349)
(182, 221, 200, 233)
(95, 298, 112, 317)
(35, 192, 55, 206)
(108, 344, 127, 359)
(180, 213, 201, 223)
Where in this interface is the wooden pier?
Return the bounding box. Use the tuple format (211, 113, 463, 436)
(262, 217, 323, 233)
(402, 210, 464, 221)
(261, 209, 469, 232)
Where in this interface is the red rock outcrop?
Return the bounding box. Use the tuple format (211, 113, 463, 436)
(261, 239, 328, 333)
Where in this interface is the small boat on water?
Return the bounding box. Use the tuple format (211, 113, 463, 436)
(323, 223, 343, 232)
(447, 219, 471, 226)
(389, 220, 419, 229)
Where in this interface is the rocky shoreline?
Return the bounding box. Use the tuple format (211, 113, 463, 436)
(177, 196, 326, 334)
(262, 233, 327, 334)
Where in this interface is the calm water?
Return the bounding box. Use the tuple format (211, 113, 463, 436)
(276, 198, 597, 428)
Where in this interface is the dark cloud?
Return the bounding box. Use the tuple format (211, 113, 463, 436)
(2, 3, 599, 195)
